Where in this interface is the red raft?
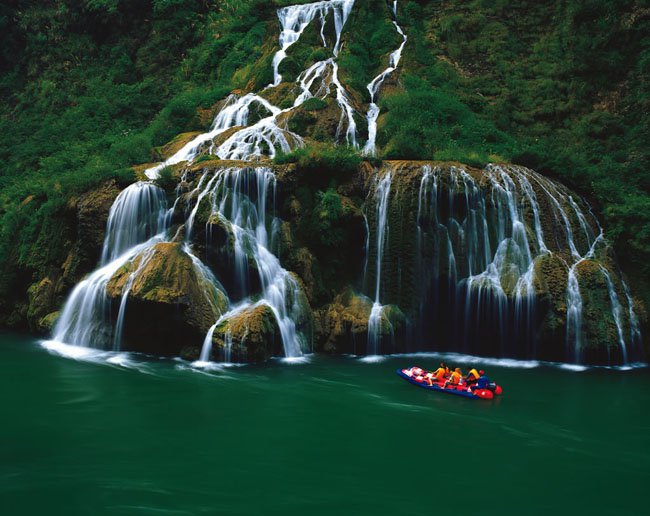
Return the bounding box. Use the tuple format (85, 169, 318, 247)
(396, 366, 502, 400)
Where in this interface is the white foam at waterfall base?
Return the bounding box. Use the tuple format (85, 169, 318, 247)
(41, 339, 102, 361)
(365, 171, 392, 355)
(40, 340, 160, 374)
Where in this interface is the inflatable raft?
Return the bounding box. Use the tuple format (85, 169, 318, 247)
(396, 366, 502, 400)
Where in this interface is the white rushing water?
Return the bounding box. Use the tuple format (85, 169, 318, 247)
(271, 0, 355, 86)
(363, 2, 407, 156)
(52, 182, 170, 350)
(101, 182, 168, 263)
(52, 162, 309, 363)
(145, 94, 290, 179)
(50, 175, 230, 355)
(192, 167, 308, 361)
(407, 163, 642, 364)
(367, 171, 392, 354)
(142, 0, 367, 179)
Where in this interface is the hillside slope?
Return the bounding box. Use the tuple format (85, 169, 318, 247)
(0, 0, 648, 337)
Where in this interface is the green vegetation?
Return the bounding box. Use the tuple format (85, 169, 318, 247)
(384, 0, 650, 291)
(301, 97, 328, 111)
(0, 0, 288, 321)
(274, 142, 362, 178)
(311, 189, 345, 248)
(0, 0, 649, 325)
(154, 166, 176, 192)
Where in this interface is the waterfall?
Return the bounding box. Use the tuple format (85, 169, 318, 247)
(101, 182, 168, 263)
(140, 0, 366, 178)
(192, 167, 308, 359)
(199, 322, 218, 363)
(367, 170, 392, 354)
(363, 2, 407, 156)
(600, 266, 628, 363)
(271, 0, 355, 86)
(52, 164, 307, 361)
(52, 182, 169, 350)
(565, 265, 583, 363)
(112, 244, 159, 351)
(145, 94, 291, 179)
(401, 163, 641, 364)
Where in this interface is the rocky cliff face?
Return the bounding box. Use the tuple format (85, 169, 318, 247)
(23, 180, 121, 333)
(58, 157, 638, 365)
(23, 0, 646, 366)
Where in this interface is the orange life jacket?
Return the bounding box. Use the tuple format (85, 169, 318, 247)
(433, 367, 447, 379)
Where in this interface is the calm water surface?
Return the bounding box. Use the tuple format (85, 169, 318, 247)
(1, 332, 648, 515)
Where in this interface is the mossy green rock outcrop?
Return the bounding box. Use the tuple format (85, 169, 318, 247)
(216, 304, 281, 363)
(106, 242, 228, 355)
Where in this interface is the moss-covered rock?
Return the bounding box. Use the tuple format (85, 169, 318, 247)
(213, 303, 281, 363)
(38, 311, 60, 333)
(314, 288, 406, 354)
(314, 289, 372, 353)
(26, 277, 55, 333)
(151, 132, 202, 162)
(106, 242, 228, 355)
(575, 260, 627, 361)
(64, 180, 121, 286)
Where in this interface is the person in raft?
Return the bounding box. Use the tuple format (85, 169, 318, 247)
(464, 366, 481, 385)
(468, 371, 489, 391)
(432, 362, 450, 380)
(443, 367, 463, 388)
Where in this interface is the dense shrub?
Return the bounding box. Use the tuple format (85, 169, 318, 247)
(275, 142, 363, 178)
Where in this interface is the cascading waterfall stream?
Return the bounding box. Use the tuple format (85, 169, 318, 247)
(367, 171, 392, 355)
(600, 266, 628, 363)
(101, 182, 168, 264)
(363, 2, 407, 156)
(193, 167, 308, 360)
(51, 182, 169, 350)
(406, 164, 642, 365)
(565, 266, 583, 362)
(271, 0, 355, 86)
(145, 93, 293, 179)
(48, 1, 642, 368)
(144, 0, 364, 179)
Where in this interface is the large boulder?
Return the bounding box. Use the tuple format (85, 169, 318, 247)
(214, 303, 281, 363)
(314, 289, 406, 354)
(182, 303, 282, 363)
(106, 242, 228, 355)
(26, 277, 55, 334)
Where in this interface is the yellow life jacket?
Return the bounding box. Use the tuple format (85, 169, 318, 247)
(450, 371, 462, 385)
(468, 368, 480, 380)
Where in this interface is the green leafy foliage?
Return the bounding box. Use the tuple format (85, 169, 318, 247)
(275, 142, 362, 179)
(311, 189, 345, 248)
(1, 0, 649, 324)
(0, 0, 285, 320)
(380, 0, 650, 298)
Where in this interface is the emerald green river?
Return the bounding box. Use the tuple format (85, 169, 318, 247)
(1, 332, 648, 515)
